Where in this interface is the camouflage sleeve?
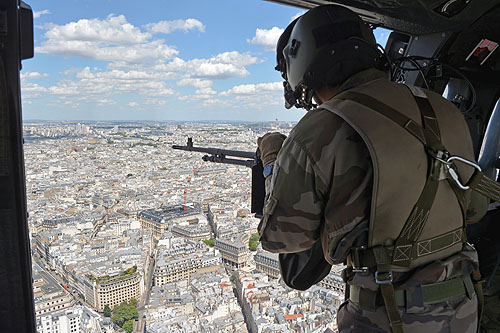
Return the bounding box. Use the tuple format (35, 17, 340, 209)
(257, 135, 324, 253)
(258, 109, 373, 261)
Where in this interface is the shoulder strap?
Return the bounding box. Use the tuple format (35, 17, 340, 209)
(335, 88, 451, 333)
(335, 87, 496, 333)
(335, 90, 500, 204)
(335, 89, 463, 267)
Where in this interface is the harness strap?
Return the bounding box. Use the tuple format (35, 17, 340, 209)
(335, 88, 471, 333)
(336, 90, 450, 268)
(468, 170, 500, 203)
(350, 275, 471, 308)
(349, 227, 467, 270)
(392, 93, 445, 267)
(336, 91, 433, 146)
(372, 246, 403, 333)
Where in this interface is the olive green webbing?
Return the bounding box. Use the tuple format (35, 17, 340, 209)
(372, 246, 403, 333)
(350, 275, 469, 307)
(392, 175, 439, 266)
(336, 91, 451, 268)
(335, 90, 462, 333)
(336, 91, 500, 205)
(392, 95, 446, 267)
(336, 91, 443, 149)
(348, 227, 466, 269)
(335, 89, 499, 333)
(413, 95, 442, 149)
(468, 171, 500, 203)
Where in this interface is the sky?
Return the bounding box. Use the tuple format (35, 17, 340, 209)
(21, 0, 390, 122)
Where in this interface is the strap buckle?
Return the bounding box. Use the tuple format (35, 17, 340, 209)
(352, 267, 369, 273)
(349, 246, 369, 273)
(445, 156, 482, 190)
(375, 271, 393, 284)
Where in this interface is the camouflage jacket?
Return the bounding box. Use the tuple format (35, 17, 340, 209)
(258, 69, 378, 264)
(258, 68, 484, 283)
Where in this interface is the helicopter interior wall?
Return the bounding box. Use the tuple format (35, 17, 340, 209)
(447, 4, 500, 72)
(268, 0, 500, 34)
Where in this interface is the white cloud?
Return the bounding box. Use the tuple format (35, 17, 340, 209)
(247, 27, 283, 51)
(158, 51, 258, 79)
(128, 101, 139, 107)
(75, 67, 174, 81)
(177, 78, 212, 88)
(201, 98, 231, 107)
(34, 10, 51, 18)
(38, 39, 178, 66)
(196, 87, 216, 95)
(44, 15, 150, 44)
(73, 67, 175, 97)
(176, 78, 216, 99)
(47, 82, 81, 96)
(36, 15, 178, 65)
(144, 98, 167, 105)
(24, 66, 175, 106)
(211, 82, 284, 110)
(31, 15, 265, 110)
(247, 11, 303, 52)
(21, 71, 49, 80)
(97, 98, 116, 105)
(191, 87, 217, 100)
(145, 19, 205, 34)
(220, 82, 282, 96)
(21, 82, 48, 98)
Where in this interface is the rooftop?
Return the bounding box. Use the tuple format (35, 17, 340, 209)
(138, 204, 202, 224)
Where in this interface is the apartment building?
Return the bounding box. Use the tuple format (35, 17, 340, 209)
(215, 238, 248, 269)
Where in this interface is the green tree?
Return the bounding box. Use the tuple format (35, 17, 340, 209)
(111, 312, 124, 327)
(249, 233, 260, 251)
(122, 265, 137, 275)
(203, 238, 215, 247)
(111, 300, 138, 327)
(122, 319, 134, 333)
(103, 304, 111, 317)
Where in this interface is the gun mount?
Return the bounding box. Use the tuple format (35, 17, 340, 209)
(173, 137, 257, 168)
(172, 138, 265, 218)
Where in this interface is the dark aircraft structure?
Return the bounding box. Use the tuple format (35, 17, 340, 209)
(1, 0, 500, 331)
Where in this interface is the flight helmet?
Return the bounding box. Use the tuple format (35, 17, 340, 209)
(276, 5, 381, 110)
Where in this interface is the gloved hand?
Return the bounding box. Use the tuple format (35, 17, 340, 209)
(257, 132, 287, 166)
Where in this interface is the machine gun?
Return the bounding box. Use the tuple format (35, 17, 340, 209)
(172, 138, 266, 218)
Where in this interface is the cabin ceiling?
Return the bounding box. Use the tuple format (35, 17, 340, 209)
(266, 0, 500, 35)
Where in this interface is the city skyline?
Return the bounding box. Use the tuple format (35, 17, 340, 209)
(21, 0, 389, 122)
(27, 121, 345, 332)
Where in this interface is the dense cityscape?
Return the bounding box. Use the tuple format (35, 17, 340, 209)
(25, 121, 345, 333)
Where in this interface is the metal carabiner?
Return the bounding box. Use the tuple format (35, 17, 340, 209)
(445, 156, 482, 190)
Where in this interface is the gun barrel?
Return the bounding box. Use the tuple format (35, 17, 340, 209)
(172, 144, 256, 159)
(202, 155, 256, 167)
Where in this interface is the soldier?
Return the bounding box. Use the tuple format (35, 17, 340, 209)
(257, 5, 488, 333)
